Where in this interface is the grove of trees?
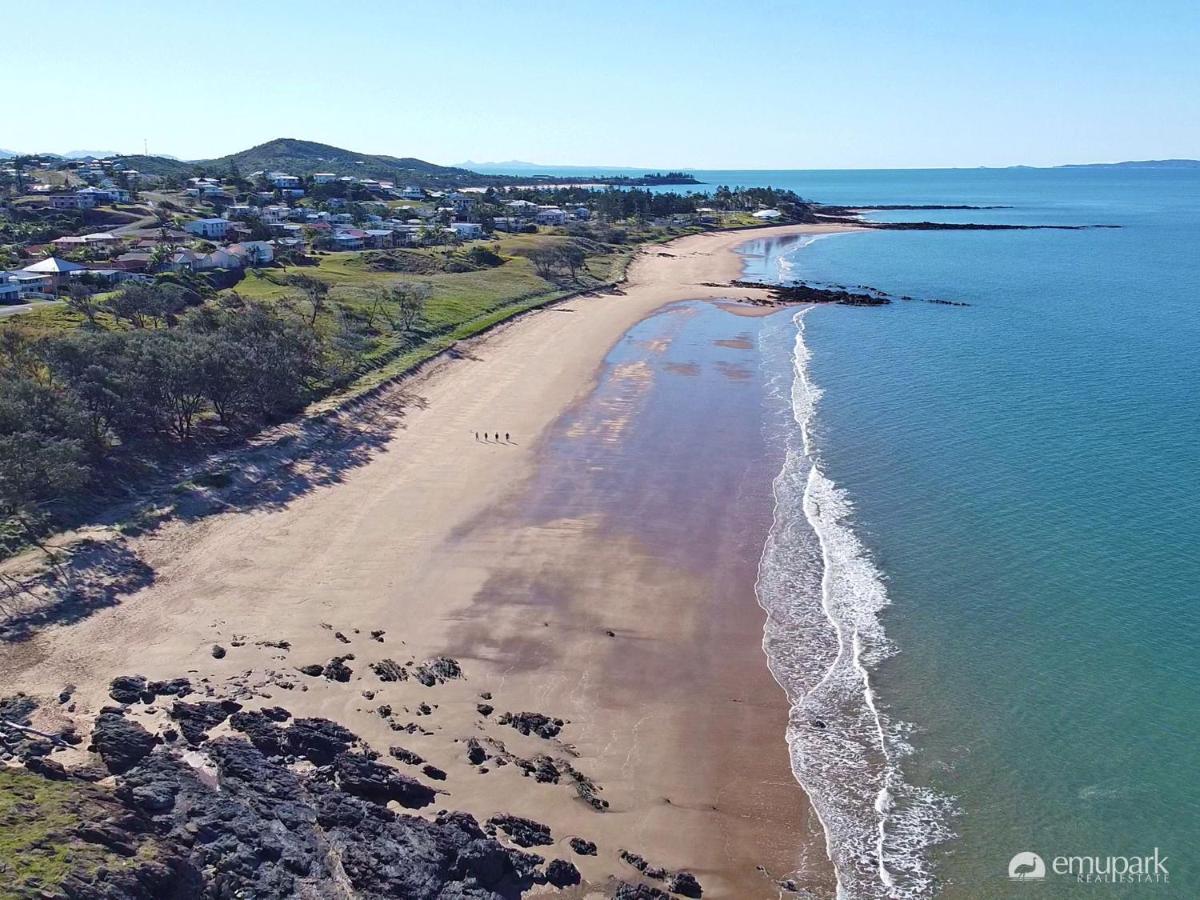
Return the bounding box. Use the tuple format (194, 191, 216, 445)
(0, 279, 426, 555)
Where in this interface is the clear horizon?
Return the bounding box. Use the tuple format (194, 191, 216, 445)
(6, 0, 1199, 169)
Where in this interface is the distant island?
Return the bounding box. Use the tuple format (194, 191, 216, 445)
(1056, 159, 1200, 169)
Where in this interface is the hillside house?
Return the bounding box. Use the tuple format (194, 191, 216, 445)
(227, 241, 274, 265)
(363, 229, 395, 249)
(449, 222, 484, 239)
(535, 207, 568, 226)
(184, 218, 232, 239)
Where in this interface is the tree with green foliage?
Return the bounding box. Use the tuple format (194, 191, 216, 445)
(287, 273, 331, 326)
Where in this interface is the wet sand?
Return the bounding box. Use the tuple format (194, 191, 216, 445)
(0, 224, 851, 897)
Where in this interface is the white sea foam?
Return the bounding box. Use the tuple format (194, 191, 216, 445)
(755, 305, 955, 898)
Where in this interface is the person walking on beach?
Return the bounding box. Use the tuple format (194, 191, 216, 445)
(475, 431, 479, 441)
(505, 432, 510, 443)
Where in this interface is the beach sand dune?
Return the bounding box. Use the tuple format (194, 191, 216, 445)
(0, 224, 852, 897)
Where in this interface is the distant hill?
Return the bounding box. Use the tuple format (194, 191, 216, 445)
(1058, 159, 1200, 169)
(0, 149, 14, 159)
(62, 150, 121, 159)
(111, 138, 491, 187)
(202, 138, 484, 185)
(109, 154, 198, 178)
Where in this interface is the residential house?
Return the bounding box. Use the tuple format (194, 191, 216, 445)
(195, 248, 240, 270)
(113, 252, 152, 272)
(77, 268, 133, 287)
(331, 228, 366, 250)
(398, 185, 424, 200)
(313, 173, 338, 184)
(226, 204, 258, 219)
(269, 172, 300, 188)
(449, 222, 484, 239)
(226, 241, 274, 265)
(1, 271, 54, 298)
(184, 218, 232, 239)
(169, 249, 201, 272)
(51, 235, 90, 249)
(535, 207, 568, 226)
(0, 274, 23, 303)
(21, 256, 87, 290)
(363, 229, 395, 249)
(51, 193, 94, 210)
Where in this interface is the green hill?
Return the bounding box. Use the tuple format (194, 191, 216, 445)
(202, 138, 487, 185)
(114, 138, 495, 187)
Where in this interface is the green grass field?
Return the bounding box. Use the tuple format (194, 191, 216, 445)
(1, 223, 724, 406)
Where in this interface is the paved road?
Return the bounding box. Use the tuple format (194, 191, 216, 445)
(0, 300, 62, 318)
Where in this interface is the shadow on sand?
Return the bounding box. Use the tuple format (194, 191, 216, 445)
(0, 395, 413, 643)
(0, 541, 155, 643)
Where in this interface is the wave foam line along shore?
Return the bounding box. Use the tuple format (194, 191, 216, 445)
(1, 223, 856, 898)
(756, 305, 955, 900)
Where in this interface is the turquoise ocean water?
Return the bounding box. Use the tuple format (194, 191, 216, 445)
(497, 165, 1199, 896)
(730, 168, 1199, 898)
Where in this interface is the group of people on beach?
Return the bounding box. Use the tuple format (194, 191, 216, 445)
(475, 432, 512, 443)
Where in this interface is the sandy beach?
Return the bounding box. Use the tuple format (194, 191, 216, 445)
(1, 223, 854, 897)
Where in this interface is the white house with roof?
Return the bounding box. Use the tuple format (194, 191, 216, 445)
(313, 173, 338, 184)
(22, 256, 86, 291)
(184, 218, 232, 239)
(269, 172, 300, 188)
(51, 192, 96, 210)
(398, 185, 424, 200)
(535, 207, 568, 226)
(227, 241, 274, 265)
(752, 208, 782, 220)
(449, 222, 484, 239)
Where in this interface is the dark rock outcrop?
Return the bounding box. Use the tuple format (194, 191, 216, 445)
(498, 711, 564, 739)
(108, 674, 148, 705)
(169, 699, 241, 745)
(489, 813, 553, 847)
(546, 858, 582, 887)
(285, 717, 358, 765)
(91, 711, 157, 774)
(413, 656, 463, 686)
(669, 870, 704, 897)
(614, 882, 672, 899)
(146, 677, 193, 698)
(570, 836, 598, 856)
(370, 658, 407, 681)
(388, 746, 425, 766)
(334, 752, 437, 808)
(465, 737, 489, 765)
(322, 654, 354, 682)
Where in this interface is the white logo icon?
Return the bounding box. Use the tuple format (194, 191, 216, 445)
(1009, 852, 1046, 881)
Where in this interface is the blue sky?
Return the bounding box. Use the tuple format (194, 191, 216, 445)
(7, 0, 1198, 168)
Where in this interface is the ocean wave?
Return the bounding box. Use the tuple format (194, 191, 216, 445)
(756, 308, 955, 898)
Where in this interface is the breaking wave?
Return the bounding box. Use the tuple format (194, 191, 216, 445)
(756, 307, 955, 898)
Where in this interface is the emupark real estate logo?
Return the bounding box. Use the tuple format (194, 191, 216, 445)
(1008, 849, 1169, 886)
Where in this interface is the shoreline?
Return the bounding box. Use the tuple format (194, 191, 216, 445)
(0, 222, 856, 897)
